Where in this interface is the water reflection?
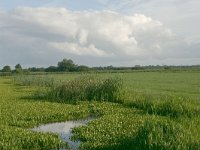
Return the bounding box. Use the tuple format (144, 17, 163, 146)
(32, 117, 94, 149)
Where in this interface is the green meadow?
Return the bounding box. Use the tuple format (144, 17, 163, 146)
(0, 71, 200, 149)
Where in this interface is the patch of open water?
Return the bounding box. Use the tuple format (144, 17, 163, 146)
(32, 117, 95, 150)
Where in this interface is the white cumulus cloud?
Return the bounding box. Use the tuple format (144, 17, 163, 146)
(0, 7, 198, 67)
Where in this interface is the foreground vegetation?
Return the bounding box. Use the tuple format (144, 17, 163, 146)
(0, 71, 200, 149)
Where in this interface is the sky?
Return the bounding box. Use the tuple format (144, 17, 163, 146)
(0, 0, 199, 68)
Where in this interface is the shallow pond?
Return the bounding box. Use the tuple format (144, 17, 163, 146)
(32, 117, 95, 149)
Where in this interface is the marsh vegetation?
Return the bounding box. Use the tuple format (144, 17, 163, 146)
(1, 71, 200, 149)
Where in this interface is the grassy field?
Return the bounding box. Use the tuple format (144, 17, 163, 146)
(0, 71, 200, 149)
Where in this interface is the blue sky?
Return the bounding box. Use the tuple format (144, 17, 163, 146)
(0, 0, 104, 11)
(0, 0, 200, 67)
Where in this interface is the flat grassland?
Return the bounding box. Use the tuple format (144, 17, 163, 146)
(0, 71, 200, 149)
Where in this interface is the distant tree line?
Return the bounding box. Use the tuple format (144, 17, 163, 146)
(91, 65, 200, 71)
(1, 64, 23, 74)
(1, 58, 200, 74)
(0, 59, 90, 74)
(28, 59, 90, 72)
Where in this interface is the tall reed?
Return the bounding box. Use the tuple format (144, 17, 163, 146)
(48, 75, 124, 103)
(13, 75, 55, 87)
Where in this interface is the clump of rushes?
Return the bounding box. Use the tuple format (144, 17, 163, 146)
(133, 118, 200, 150)
(128, 95, 200, 118)
(48, 75, 124, 103)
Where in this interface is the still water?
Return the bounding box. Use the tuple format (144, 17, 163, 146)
(32, 117, 95, 149)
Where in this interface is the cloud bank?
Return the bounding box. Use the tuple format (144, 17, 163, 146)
(0, 7, 199, 67)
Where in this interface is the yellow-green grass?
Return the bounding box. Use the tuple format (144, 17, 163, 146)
(1, 71, 200, 149)
(13, 71, 200, 100)
(0, 77, 90, 149)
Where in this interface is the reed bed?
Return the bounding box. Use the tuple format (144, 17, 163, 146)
(47, 75, 125, 103)
(127, 95, 200, 118)
(13, 75, 55, 87)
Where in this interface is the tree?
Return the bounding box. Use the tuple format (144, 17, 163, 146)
(2, 65, 11, 72)
(45, 66, 58, 72)
(28, 67, 45, 72)
(77, 65, 90, 71)
(15, 64, 22, 70)
(57, 59, 77, 72)
(15, 64, 22, 73)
